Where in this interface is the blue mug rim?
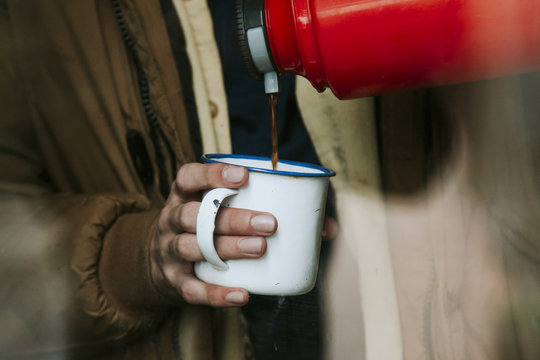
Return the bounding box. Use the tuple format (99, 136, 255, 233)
(201, 154, 336, 178)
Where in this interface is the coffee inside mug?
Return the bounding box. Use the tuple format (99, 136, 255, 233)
(201, 153, 334, 176)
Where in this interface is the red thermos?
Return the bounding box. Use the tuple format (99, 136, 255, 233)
(237, 0, 540, 99)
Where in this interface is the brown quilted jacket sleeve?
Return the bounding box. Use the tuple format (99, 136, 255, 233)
(0, 193, 172, 354)
(0, 3, 173, 356)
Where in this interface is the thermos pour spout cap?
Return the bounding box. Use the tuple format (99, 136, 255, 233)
(236, 0, 280, 93)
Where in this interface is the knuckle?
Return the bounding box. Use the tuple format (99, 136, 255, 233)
(176, 163, 206, 191)
(203, 163, 227, 188)
(177, 201, 199, 230)
(174, 234, 192, 259)
(178, 284, 192, 303)
(180, 282, 201, 304)
(159, 203, 174, 230)
(162, 265, 177, 286)
(208, 290, 225, 307)
(215, 236, 240, 258)
(216, 208, 252, 234)
(157, 214, 169, 232)
(210, 163, 226, 180)
(180, 288, 195, 304)
(175, 164, 191, 188)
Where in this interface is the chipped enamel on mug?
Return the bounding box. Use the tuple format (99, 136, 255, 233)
(195, 154, 335, 296)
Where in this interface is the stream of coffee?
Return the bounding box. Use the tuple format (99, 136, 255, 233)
(268, 92, 279, 170)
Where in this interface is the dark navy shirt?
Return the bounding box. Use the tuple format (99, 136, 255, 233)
(207, 0, 321, 165)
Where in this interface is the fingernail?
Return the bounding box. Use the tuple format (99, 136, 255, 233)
(251, 215, 276, 233)
(223, 166, 245, 183)
(239, 237, 264, 255)
(225, 291, 247, 305)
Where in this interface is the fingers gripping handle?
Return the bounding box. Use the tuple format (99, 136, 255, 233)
(197, 188, 239, 270)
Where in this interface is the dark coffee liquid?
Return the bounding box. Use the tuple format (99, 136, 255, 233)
(268, 92, 279, 170)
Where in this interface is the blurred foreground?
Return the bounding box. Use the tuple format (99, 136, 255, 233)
(320, 73, 540, 360)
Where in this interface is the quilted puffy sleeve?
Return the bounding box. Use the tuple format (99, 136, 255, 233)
(0, 4, 175, 356)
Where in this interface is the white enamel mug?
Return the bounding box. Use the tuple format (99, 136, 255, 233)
(194, 154, 335, 296)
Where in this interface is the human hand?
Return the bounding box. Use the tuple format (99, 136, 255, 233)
(322, 216, 339, 241)
(150, 163, 277, 307)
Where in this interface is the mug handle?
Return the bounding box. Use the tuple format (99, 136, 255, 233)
(196, 188, 239, 270)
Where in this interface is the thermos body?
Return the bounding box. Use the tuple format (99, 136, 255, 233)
(238, 0, 540, 99)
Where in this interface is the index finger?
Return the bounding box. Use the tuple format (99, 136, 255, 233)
(175, 163, 248, 194)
